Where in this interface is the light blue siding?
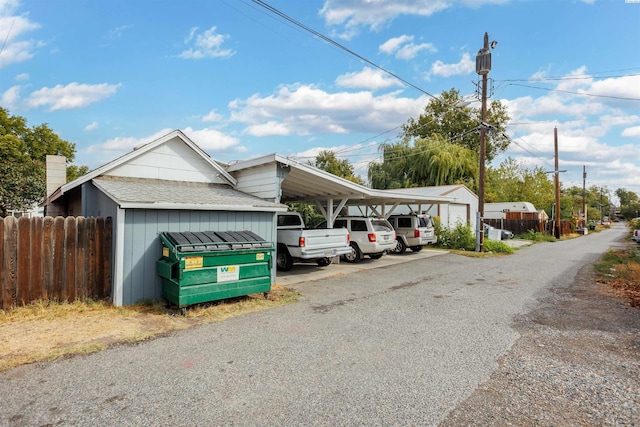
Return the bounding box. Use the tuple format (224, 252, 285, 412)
(122, 209, 276, 305)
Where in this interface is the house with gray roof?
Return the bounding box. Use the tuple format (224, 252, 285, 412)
(46, 130, 286, 306)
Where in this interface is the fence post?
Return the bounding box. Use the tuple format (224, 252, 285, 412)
(17, 216, 30, 305)
(64, 216, 77, 301)
(30, 217, 44, 302)
(2, 217, 17, 308)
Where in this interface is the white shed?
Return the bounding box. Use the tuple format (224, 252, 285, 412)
(383, 185, 479, 232)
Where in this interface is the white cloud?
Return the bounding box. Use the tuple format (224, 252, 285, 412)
(202, 110, 223, 123)
(378, 35, 436, 60)
(622, 126, 640, 138)
(84, 121, 99, 131)
(85, 127, 243, 156)
(1, 84, 20, 108)
(0, 0, 42, 67)
(379, 35, 414, 54)
(498, 68, 640, 195)
(183, 127, 242, 151)
(14, 72, 28, 81)
(427, 52, 475, 78)
(587, 74, 640, 102)
(245, 121, 293, 137)
(178, 26, 235, 59)
(320, 0, 450, 38)
(335, 67, 402, 90)
(24, 82, 121, 111)
(106, 24, 132, 40)
(229, 83, 429, 137)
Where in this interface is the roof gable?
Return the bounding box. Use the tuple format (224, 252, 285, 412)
(57, 130, 236, 198)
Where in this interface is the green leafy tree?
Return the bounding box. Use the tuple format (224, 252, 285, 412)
(369, 135, 478, 190)
(575, 185, 611, 222)
(402, 88, 511, 163)
(67, 165, 90, 182)
(0, 107, 85, 216)
(370, 88, 510, 193)
(312, 150, 364, 185)
(0, 160, 45, 216)
(485, 157, 554, 215)
(290, 150, 365, 225)
(615, 188, 640, 219)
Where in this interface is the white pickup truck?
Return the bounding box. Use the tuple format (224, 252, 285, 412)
(276, 212, 352, 271)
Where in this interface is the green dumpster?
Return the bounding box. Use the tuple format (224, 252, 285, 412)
(156, 230, 273, 313)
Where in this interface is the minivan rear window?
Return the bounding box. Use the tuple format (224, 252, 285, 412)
(372, 220, 392, 232)
(419, 217, 434, 228)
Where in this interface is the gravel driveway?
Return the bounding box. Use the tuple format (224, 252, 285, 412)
(0, 225, 637, 426)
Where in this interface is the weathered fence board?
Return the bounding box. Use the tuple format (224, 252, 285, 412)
(0, 216, 112, 309)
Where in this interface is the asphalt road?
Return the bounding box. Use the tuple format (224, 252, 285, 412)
(0, 225, 634, 426)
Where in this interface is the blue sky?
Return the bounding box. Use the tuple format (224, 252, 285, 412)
(2, 0, 640, 201)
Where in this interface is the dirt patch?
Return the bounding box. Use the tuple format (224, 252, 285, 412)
(0, 284, 297, 372)
(441, 263, 640, 426)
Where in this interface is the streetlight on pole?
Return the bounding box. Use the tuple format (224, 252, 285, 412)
(475, 32, 495, 252)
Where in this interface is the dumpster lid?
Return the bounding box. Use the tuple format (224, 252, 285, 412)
(162, 230, 272, 252)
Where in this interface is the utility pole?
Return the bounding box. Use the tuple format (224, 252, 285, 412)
(600, 187, 603, 222)
(554, 128, 561, 238)
(582, 165, 587, 229)
(475, 32, 493, 252)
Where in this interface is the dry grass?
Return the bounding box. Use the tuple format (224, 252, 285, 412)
(595, 247, 640, 307)
(0, 285, 299, 372)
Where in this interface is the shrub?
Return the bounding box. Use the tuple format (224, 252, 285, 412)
(483, 239, 514, 254)
(435, 220, 475, 251)
(520, 229, 556, 242)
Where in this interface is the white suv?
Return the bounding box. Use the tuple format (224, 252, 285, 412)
(332, 217, 396, 262)
(387, 214, 437, 254)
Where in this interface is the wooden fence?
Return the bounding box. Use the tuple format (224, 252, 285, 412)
(485, 218, 574, 236)
(1, 216, 112, 309)
(485, 218, 546, 235)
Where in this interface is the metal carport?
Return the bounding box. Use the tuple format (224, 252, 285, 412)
(226, 154, 458, 225)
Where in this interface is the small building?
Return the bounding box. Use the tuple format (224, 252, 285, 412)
(380, 185, 479, 232)
(485, 202, 548, 221)
(45, 130, 286, 306)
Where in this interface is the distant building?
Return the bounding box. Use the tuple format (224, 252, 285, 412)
(484, 202, 548, 221)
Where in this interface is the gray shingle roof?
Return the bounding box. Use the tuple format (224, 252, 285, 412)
(92, 176, 286, 211)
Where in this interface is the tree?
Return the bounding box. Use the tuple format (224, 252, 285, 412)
(402, 88, 511, 163)
(312, 150, 364, 185)
(0, 107, 84, 216)
(485, 157, 555, 216)
(615, 188, 640, 219)
(67, 165, 90, 182)
(369, 88, 511, 192)
(369, 135, 478, 190)
(0, 160, 45, 216)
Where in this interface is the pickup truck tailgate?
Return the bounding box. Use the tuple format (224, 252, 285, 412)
(304, 229, 348, 248)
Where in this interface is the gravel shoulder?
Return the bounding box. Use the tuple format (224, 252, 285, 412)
(441, 262, 640, 426)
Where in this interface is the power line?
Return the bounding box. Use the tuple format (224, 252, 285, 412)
(249, 0, 474, 116)
(497, 71, 640, 83)
(506, 83, 640, 101)
(0, 16, 16, 58)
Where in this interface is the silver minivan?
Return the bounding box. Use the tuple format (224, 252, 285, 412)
(387, 214, 437, 254)
(332, 217, 396, 262)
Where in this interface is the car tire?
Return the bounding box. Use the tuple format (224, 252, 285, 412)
(316, 257, 333, 267)
(343, 242, 362, 263)
(276, 244, 293, 271)
(369, 253, 384, 259)
(410, 245, 423, 252)
(393, 238, 407, 254)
